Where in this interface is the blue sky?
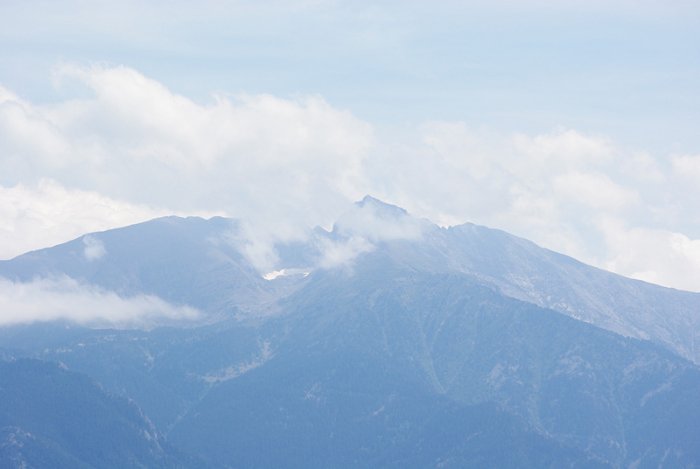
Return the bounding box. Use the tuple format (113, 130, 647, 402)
(1, 0, 700, 290)
(2, 1, 698, 151)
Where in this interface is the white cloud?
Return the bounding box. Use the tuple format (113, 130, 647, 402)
(552, 171, 637, 211)
(0, 64, 372, 260)
(333, 198, 427, 243)
(1, 65, 700, 291)
(317, 236, 374, 270)
(82, 235, 106, 261)
(672, 154, 700, 181)
(599, 218, 700, 291)
(0, 180, 171, 260)
(313, 197, 428, 269)
(0, 276, 200, 328)
(512, 128, 614, 170)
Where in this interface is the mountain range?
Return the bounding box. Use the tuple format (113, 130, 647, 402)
(1, 197, 699, 468)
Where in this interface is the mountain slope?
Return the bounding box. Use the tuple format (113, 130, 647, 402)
(441, 222, 700, 363)
(0, 216, 296, 318)
(159, 264, 700, 467)
(286, 263, 700, 465)
(308, 197, 700, 364)
(0, 358, 200, 468)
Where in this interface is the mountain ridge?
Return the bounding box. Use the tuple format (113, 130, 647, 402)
(1, 198, 699, 363)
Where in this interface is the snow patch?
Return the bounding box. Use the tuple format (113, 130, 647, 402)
(263, 268, 310, 280)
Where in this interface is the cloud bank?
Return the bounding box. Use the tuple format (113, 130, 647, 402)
(1, 65, 700, 291)
(0, 179, 170, 260)
(0, 65, 371, 236)
(0, 276, 200, 328)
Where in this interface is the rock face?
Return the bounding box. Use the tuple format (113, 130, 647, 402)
(1, 200, 700, 467)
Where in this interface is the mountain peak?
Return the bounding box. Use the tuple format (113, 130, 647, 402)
(355, 195, 408, 218)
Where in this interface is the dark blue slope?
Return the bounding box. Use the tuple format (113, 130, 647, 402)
(0, 359, 203, 469)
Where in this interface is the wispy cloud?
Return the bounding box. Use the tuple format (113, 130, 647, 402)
(0, 276, 200, 328)
(82, 235, 106, 261)
(317, 236, 374, 270)
(314, 198, 428, 269)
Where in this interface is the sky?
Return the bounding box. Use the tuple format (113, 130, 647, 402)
(1, 0, 700, 291)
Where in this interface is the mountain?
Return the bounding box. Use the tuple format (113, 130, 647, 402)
(1, 197, 700, 467)
(434, 223, 700, 364)
(2, 201, 698, 364)
(0, 216, 298, 319)
(169, 268, 700, 467)
(0, 358, 200, 468)
(312, 197, 700, 364)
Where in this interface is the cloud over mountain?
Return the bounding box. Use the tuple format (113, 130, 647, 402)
(0, 276, 200, 328)
(1, 65, 700, 290)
